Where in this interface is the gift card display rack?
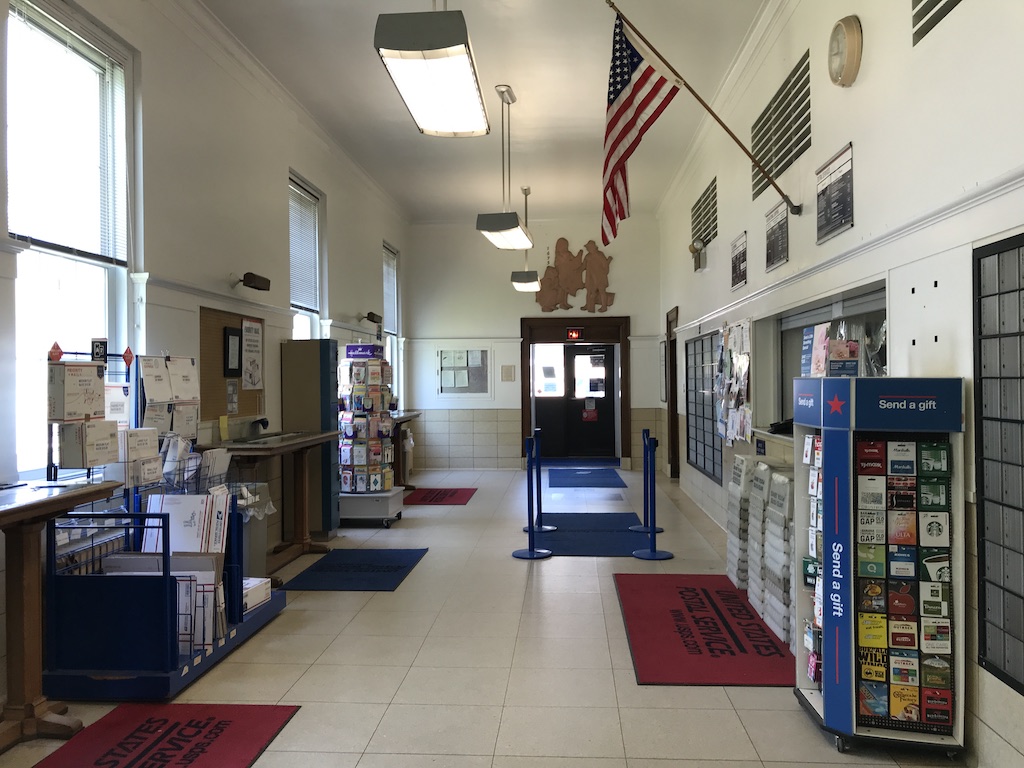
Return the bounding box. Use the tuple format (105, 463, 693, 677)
(792, 376, 964, 757)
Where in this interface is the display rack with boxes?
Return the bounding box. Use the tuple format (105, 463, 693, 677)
(338, 343, 403, 526)
(791, 376, 965, 755)
(43, 499, 285, 701)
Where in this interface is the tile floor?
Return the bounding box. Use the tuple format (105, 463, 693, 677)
(3, 468, 967, 767)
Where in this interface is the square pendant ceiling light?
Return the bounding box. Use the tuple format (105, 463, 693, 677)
(375, 10, 489, 138)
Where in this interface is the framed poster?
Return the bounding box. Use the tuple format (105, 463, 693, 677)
(816, 142, 854, 244)
(731, 231, 748, 290)
(765, 199, 789, 271)
(241, 317, 263, 390)
(223, 327, 241, 377)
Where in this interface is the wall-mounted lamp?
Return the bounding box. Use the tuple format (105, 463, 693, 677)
(689, 238, 707, 273)
(232, 271, 271, 291)
(477, 85, 533, 249)
(374, 7, 489, 137)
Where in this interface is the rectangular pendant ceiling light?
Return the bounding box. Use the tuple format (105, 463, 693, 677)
(476, 211, 533, 250)
(375, 10, 489, 138)
(511, 270, 540, 292)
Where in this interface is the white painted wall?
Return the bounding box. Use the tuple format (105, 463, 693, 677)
(660, 1, 1024, 764)
(402, 215, 663, 412)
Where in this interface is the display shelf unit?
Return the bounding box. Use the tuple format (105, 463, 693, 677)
(792, 376, 965, 755)
(281, 339, 340, 537)
(43, 503, 284, 701)
(338, 343, 402, 526)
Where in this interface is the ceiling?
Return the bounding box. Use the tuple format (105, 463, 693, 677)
(199, 0, 766, 227)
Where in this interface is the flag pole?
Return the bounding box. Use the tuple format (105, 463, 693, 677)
(606, 0, 802, 216)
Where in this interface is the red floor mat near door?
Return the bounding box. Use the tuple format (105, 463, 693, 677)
(35, 703, 299, 768)
(404, 488, 477, 504)
(615, 573, 795, 686)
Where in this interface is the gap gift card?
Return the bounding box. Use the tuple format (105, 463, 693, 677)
(858, 511, 886, 544)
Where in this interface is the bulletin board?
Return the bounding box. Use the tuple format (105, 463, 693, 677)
(199, 307, 263, 420)
(439, 348, 489, 395)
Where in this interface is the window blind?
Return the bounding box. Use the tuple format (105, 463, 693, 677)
(289, 180, 319, 313)
(383, 243, 398, 335)
(8, 0, 128, 265)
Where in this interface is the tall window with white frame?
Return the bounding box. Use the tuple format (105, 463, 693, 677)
(8, 0, 132, 477)
(382, 242, 400, 403)
(289, 177, 321, 339)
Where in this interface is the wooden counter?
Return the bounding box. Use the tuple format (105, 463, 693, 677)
(0, 480, 122, 754)
(221, 431, 340, 574)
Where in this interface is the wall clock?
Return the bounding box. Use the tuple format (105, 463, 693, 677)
(828, 15, 863, 87)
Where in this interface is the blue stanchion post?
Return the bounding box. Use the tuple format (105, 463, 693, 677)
(633, 435, 673, 560)
(513, 435, 551, 560)
(523, 427, 555, 533)
(630, 428, 664, 533)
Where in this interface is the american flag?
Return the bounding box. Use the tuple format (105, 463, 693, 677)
(602, 15, 678, 245)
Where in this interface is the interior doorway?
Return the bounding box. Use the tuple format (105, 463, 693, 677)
(520, 316, 631, 463)
(532, 343, 618, 458)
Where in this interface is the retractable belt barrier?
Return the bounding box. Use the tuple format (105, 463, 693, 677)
(633, 429, 673, 561)
(512, 430, 552, 560)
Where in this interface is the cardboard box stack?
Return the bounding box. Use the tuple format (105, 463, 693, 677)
(726, 455, 755, 589)
(763, 469, 795, 648)
(746, 461, 774, 616)
(339, 344, 397, 494)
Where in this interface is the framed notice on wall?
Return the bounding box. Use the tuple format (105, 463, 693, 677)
(241, 317, 263, 390)
(731, 231, 747, 291)
(439, 348, 489, 395)
(816, 142, 854, 244)
(765, 199, 789, 271)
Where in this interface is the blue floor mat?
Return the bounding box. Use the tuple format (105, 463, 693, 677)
(282, 548, 428, 591)
(533, 512, 650, 556)
(548, 467, 626, 488)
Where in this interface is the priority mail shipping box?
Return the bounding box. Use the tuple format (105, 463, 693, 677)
(118, 428, 160, 462)
(58, 420, 119, 468)
(48, 362, 106, 423)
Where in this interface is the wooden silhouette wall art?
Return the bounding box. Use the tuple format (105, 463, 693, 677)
(536, 237, 615, 313)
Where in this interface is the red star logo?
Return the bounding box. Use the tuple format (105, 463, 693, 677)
(827, 394, 846, 414)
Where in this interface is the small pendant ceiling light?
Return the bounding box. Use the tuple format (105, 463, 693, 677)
(511, 186, 540, 291)
(477, 84, 533, 249)
(375, 2, 489, 138)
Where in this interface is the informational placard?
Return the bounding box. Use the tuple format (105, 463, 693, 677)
(816, 142, 854, 244)
(241, 317, 263, 390)
(731, 231, 747, 290)
(765, 199, 789, 271)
